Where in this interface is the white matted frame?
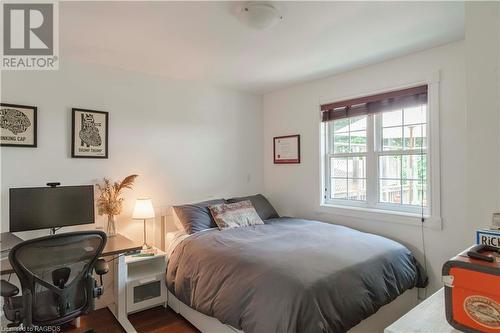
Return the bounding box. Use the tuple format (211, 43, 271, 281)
(318, 72, 442, 229)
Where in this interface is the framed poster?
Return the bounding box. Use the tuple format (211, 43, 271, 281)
(274, 134, 300, 164)
(0, 103, 37, 147)
(72, 108, 108, 158)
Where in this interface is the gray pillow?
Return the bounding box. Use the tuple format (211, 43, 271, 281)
(173, 199, 225, 234)
(226, 194, 279, 221)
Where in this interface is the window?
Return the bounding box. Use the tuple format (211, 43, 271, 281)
(329, 116, 367, 201)
(321, 85, 432, 217)
(378, 107, 427, 208)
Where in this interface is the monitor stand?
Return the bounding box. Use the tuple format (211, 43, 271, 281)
(49, 227, 61, 235)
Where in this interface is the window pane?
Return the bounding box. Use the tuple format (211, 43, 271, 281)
(402, 180, 427, 206)
(404, 105, 426, 125)
(348, 156, 366, 178)
(349, 116, 366, 131)
(402, 154, 427, 180)
(331, 158, 347, 177)
(348, 179, 366, 201)
(333, 119, 349, 133)
(379, 155, 401, 179)
(379, 179, 401, 204)
(331, 178, 347, 199)
(382, 110, 403, 127)
(333, 133, 349, 153)
(350, 130, 366, 153)
(382, 127, 403, 151)
(403, 124, 426, 150)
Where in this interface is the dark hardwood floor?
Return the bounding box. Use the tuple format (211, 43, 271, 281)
(63, 306, 200, 333)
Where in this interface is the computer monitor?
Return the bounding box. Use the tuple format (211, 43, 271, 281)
(9, 185, 95, 232)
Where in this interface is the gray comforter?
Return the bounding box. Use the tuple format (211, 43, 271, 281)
(166, 218, 427, 333)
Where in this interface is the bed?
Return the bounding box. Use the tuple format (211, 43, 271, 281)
(165, 214, 427, 333)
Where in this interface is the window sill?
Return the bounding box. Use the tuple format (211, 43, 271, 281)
(317, 204, 442, 230)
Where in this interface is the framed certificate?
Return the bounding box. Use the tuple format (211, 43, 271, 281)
(274, 135, 300, 164)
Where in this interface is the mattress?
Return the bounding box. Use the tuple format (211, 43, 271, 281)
(166, 217, 427, 333)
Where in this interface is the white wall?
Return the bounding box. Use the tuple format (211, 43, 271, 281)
(262, 3, 500, 312)
(465, 1, 500, 231)
(0, 60, 264, 243)
(263, 41, 467, 295)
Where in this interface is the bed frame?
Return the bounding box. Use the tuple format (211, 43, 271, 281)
(160, 211, 420, 333)
(168, 290, 242, 333)
(167, 288, 418, 333)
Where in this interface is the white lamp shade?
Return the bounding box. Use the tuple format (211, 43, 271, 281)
(132, 198, 155, 219)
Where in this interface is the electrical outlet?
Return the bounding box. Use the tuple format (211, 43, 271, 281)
(492, 213, 500, 229)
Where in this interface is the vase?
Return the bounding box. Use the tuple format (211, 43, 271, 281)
(106, 215, 117, 237)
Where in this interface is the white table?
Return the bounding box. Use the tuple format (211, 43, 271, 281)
(109, 247, 167, 333)
(385, 288, 460, 333)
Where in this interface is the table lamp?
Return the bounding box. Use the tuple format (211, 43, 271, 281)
(132, 198, 155, 250)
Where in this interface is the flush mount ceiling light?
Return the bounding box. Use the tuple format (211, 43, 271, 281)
(238, 2, 283, 30)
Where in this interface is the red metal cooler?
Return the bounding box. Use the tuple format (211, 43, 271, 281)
(442, 245, 500, 333)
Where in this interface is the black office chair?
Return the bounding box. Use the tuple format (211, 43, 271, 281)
(0, 230, 109, 332)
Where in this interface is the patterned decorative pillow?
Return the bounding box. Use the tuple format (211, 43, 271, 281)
(209, 200, 264, 230)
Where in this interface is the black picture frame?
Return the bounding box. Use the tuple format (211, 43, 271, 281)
(0, 103, 37, 148)
(273, 134, 300, 164)
(71, 108, 109, 159)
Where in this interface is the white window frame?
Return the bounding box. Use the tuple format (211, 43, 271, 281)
(319, 75, 441, 229)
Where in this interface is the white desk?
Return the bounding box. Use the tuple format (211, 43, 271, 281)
(385, 288, 459, 333)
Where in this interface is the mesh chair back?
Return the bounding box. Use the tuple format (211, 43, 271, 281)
(9, 231, 106, 325)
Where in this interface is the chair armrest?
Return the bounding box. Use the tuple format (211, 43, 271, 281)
(94, 259, 109, 275)
(1, 280, 19, 298)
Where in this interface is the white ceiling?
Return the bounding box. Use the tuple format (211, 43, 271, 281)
(60, 1, 464, 94)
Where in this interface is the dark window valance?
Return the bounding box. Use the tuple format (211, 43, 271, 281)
(320, 85, 428, 122)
